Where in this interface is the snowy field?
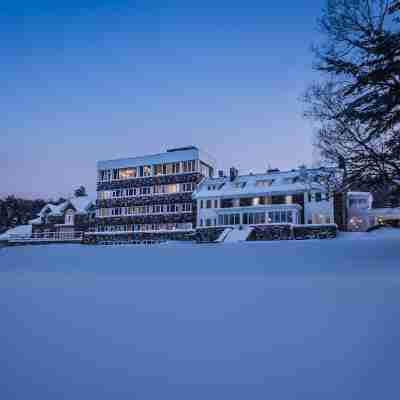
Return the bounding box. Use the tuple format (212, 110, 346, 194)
(1, 231, 400, 399)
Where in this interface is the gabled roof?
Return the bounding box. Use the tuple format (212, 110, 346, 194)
(37, 195, 96, 218)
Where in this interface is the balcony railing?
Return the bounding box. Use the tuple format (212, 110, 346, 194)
(8, 231, 84, 243)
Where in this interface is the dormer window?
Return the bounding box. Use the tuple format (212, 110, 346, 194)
(65, 209, 75, 225)
(256, 179, 274, 187)
(233, 182, 247, 189)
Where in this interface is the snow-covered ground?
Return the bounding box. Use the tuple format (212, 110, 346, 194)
(0, 231, 399, 399)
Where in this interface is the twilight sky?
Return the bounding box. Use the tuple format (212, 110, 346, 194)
(1, 0, 325, 199)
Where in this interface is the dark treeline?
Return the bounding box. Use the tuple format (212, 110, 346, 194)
(0, 196, 65, 233)
(0, 186, 87, 233)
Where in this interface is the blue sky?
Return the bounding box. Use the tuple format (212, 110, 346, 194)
(1, 1, 325, 198)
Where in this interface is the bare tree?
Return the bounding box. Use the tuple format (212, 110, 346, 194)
(305, 0, 400, 190)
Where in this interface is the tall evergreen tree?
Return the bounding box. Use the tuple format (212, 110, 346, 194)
(74, 186, 88, 197)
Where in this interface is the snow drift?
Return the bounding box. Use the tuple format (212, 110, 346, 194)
(0, 234, 399, 399)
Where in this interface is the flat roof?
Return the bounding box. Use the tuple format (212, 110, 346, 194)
(97, 146, 215, 170)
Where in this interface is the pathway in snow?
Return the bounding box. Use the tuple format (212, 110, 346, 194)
(215, 228, 232, 242)
(223, 226, 253, 243)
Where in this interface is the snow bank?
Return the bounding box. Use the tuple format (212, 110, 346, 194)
(0, 239, 399, 399)
(338, 227, 400, 240)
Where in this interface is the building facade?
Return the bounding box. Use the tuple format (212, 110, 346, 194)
(95, 146, 214, 234)
(347, 191, 400, 231)
(30, 196, 96, 235)
(193, 167, 337, 229)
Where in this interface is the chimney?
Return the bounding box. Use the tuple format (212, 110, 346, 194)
(229, 167, 239, 182)
(218, 170, 224, 178)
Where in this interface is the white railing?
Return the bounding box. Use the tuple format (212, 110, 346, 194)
(9, 231, 84, 242)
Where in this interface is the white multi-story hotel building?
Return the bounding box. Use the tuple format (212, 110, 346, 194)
(193, 167, 337, 228)
(95, 146, 214, 234)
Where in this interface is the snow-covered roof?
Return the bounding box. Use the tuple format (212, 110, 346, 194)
(193, 169, 329, 199)
(0, 225, 32, 241)
(37, 195, 96, 218)
(67, 196, 96, 214)
(368, 207, 400, 219)
(29, 217, 43, 225)
(348, 191, 372, 197)
(97, 147, 215, 170)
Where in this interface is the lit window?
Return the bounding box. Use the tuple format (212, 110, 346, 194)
(120, 168, 136, 179)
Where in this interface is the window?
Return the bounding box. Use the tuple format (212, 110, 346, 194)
(315, 192, 322, 202)
(111, 208, 122, 216)
(165, 184, 178, 194)
(120, 168, 136, 179)
(182, 183, 195, 192)
(240, 197, 253, 207)
(65, 210, 74, 225)
(144, 165, 151, 176)
(139, 187, 146, 195)
(214, 199, 218, 208)
(271, 195, 286, 205)
(172, 162, 180, 174)
(254, 212, 266, 224)
(349, 198, 367, 208)
(183, 160, 196, 173)
(267, 211, 293, 224)
(206, 200, 212, 209)
(200, 200, 204, 209)
(154, 164, 163, 176)
(112, 169, 120, 180)
(98, 169, 111, 182)
(200, 162, 211, 177)
(256, 179, 274, 187)
(221, 198, 234, 208)
(219, 213, 241, 225)
(308, 193, 312, 202)
(182, 203, 192, 212)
